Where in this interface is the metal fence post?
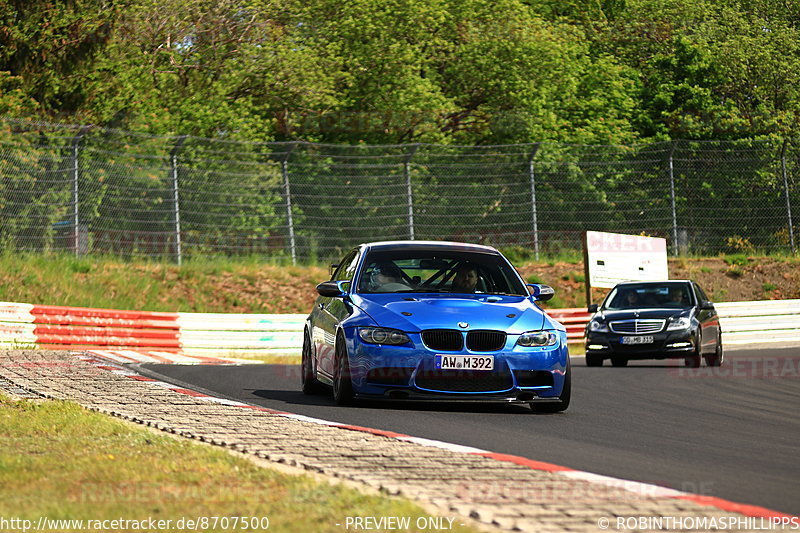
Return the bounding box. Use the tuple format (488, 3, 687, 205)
(528, 143, 541, 260)
(170, 136, 188, 265)
(281, 143, 299, 264)
(781, 139, 796, 254)
(668, 141, 679, 256)
(70, 126, 91, 256)
(405, 144, 421, 240)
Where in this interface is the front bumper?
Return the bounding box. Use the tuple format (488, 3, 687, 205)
(346, 330, 569, 400)
(585, 329, 697, 359)
(355, 389, 563, 404)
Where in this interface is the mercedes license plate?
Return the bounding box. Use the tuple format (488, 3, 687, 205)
(620, 335, 654, 345)
(435, 355, 494, 371)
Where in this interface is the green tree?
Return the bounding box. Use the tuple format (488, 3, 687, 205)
(284, 0, 456, 143)
(586, 0, 800, 139)
(699, 2, 800, 136)
(83, 0, 337, 140)
(0, 0, 116, 118)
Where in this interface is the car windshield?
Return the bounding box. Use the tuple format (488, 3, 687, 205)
(604, 283, 693, 310)
(357, 250, 527, 296)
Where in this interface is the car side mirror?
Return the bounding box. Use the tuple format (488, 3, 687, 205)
(316, 280, 348, 298)
(588, 303, 598, 313)
(527, 283, 555, 301)
(700, 300, 715, 310)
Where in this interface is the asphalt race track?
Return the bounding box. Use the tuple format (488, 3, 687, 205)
(137, 348, 800, 516)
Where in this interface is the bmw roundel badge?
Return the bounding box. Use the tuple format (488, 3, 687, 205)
(458, 322, 469, 329)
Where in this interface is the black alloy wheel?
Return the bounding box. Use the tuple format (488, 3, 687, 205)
(301, 329, 324, 394)
(704, 332, 724, 367)
(333, 333, 355, 405)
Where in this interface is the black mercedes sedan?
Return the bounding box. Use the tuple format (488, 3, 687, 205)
(584, 280, 723, 368)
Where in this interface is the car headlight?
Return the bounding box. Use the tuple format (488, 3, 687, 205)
(358, 327, 410, 345)
(517, 331, 558, 347)
(588, 320, 609, 333)
(666, 317, 691, 331)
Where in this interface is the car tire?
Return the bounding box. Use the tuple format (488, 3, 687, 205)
(533, 361, 570, 413)
(586, 353, 603, 367)
(301, 329, 324, 395)
(610, 356, 628, 367)
(704, 332, 724, 367)
(333, 333, 355, 406)
(685, 333, 702, 368)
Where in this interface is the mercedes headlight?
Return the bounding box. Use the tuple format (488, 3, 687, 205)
(666, 317, 691, 331)
(358, 327, 410, 345)
(588, 319, 609, 333)
(517, 331, 558, 347)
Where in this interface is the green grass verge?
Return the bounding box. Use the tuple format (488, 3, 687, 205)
(0, 252, 328, 313)
(0, 396, 478, 533)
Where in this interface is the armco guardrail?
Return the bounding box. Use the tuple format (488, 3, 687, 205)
(2, 300, 797, 355)
(0, 302, 304, 356)
(0, 302, 588, 354)
(715, 300, 800, 345)
(543, 308, 591, 345)
(549, 300, 800, 347)
(177, 313, 304, 353)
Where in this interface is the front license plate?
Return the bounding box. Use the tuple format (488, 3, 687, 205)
(620, 335, 654, 345)
(435, 355, 494, 371)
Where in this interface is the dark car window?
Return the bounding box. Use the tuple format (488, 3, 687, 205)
(604, 282, 693, 310)
(331, 250, 359, 282)
(693, 283, 709, 304)
(357, 250, 526, 295)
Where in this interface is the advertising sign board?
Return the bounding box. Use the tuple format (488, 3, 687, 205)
(583, 231, 669, 290)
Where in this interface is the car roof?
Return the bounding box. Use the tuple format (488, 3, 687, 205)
(360, 240, 501, 254)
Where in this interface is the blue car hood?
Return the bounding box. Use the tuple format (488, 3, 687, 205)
(351, 293, 558, 334)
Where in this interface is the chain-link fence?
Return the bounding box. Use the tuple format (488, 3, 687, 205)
(1, 118, 797, 262)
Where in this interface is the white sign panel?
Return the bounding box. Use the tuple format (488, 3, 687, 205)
(585, 231, 669, 289)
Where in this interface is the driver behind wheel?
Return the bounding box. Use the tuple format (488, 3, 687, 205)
(452, 263, 479, 293)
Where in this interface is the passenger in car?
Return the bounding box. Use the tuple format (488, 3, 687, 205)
(369, 262, 409, 291)
(667, 287, 690, 307)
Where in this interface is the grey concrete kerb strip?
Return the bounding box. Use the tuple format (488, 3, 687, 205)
(0, 350, 789, 533)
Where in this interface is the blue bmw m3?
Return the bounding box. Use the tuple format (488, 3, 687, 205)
(302, 241, 570, 412)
